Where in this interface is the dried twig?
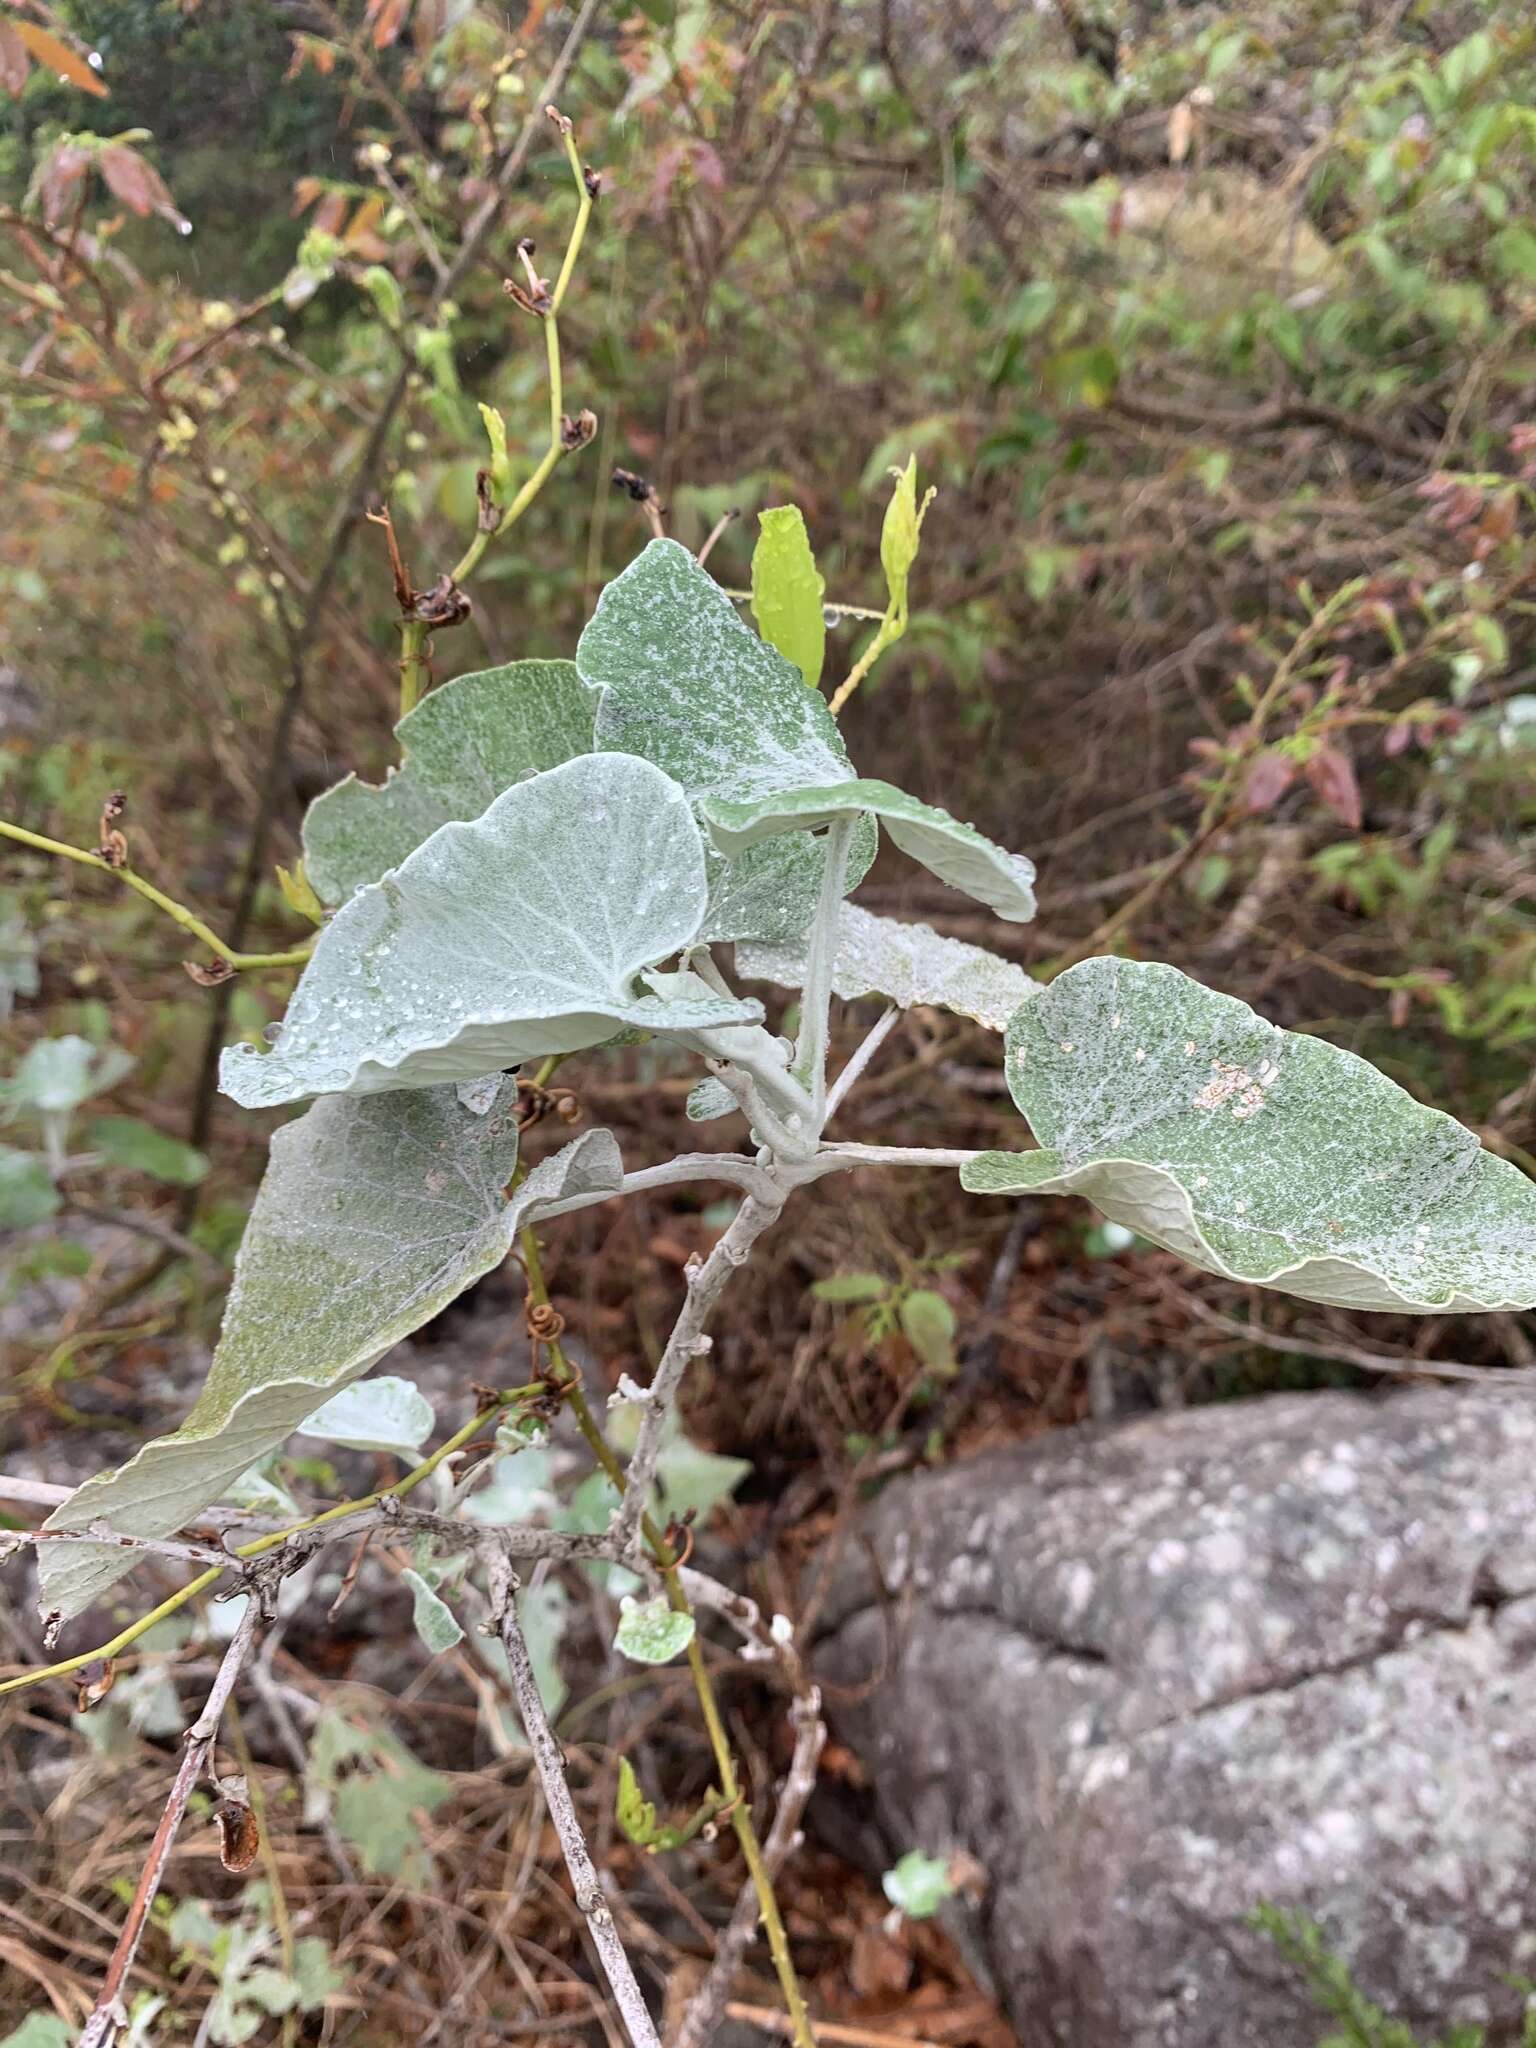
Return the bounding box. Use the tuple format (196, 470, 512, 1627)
(487, 1552, 662, 2048)
(76, 1601, 258, 2048)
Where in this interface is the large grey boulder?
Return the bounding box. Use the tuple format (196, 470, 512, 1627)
(814, 1388, 1536, 2045)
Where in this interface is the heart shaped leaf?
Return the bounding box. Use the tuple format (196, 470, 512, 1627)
(303, 660, 596, 905)
(37, 1106, 624, 1624)
(704, 780, 1037, 923)
(578, 538, 852, 802)
(739, 904, 1038, 1031)
(962, 958, 1536, 1311)
(222, 754, 762, 1110)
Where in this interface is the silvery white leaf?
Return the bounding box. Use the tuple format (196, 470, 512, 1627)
(739, 903, 1039, 1031)
(702, 780, 1036, 923)
(38, 1115, 623, 1623)
(221, 754, 763, 1109)
(963, 958, 1536, 1311)
(297, 1375, 435, 1456)
(402, 1569, 465, 1654)
(578, 538, 852, 802)
(303, 660, 596, 905)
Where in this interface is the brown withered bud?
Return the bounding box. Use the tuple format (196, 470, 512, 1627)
(75, 1658, 116, 1713)
(611, 467, 656, 504)
(475, 469, 499, 531)
(551, 1089, 581, 1124)
(583, 166, 602, 202)
(516, 235, 537, 256)
(214, 1785, 261, 1875)
(560, 409, 597, 453)
(184, 958, 235, 987)
(544, 103, 572, 137)
(98, 789, 129, 868)
(410, 574, 472, 629)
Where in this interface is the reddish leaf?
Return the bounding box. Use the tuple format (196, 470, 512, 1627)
(691, 142, 726, 193)
(10, 19, 107, 95)
(1304, 743, 1362, 829)
(367, 0, 411, 48)
(0, 21, 30, 95)
(99, 146, 177, 222)
(1242, 751, 1295, 815)
(1383, 721, 1413, 758)
(313, 190, 348, 235)
(38, 143, 91, 227)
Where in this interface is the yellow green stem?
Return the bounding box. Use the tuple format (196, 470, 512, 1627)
(446, 124, 590, 591)
(518, 1209, 817, 2048)
(0, 1385, 541, 1700)
(399, 618, 430, 717)
(0, 819, 314, 971)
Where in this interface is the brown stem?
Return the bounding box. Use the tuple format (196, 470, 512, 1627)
(76, 1603, 257, 2048)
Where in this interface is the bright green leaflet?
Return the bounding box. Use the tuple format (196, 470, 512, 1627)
(85, 1114, 208, 1185)
(577, 538, 852, 801)
(37, 1103, 622, 1623)
(751, 505, 826, 688)
(739, 903, 1039, 1031)
(302, 659, 596, 905)
(704, 781, 1037, 924)
(963, 958, 1536, 1312)
(223, 755, 763, 1110)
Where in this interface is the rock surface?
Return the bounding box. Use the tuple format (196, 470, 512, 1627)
(814, 1387, 1536, 2046)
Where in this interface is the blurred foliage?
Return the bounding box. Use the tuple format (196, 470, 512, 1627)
(0, 0, 1533, 1297)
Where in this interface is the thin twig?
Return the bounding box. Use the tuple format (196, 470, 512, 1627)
(489, 1557, 662, 2048)
(76, 1602, 258, 2048)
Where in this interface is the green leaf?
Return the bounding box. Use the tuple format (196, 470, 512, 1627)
(85, 1115, 208, 1186)
(750, 505, 826, 688)
(402, 1568, 465, 1653)
(899, 1289, 957, 1374)
(1494, 225, 1536, 283)
(0, 1145, 60, 1227)
(881, 1849, 956, 1920)
(962, 959, 1536, 1312)
(226, 755, 763, 1109)
(651, 1435, 750, 1522)
(308, 1711, 451, 1883)
(298, 1374, 434, 1455)
(703, 781, 1036, 923)
(812, 1271, 888, 1303)
(38, 1103, 621, 1623)
(614, 1594, 696, 1666)
(616, 1756, 659, 1846)
(578, 538, 852, 803)
(0, 2020, 72, 2048)
(275, 860, 324, 925)
(5, 1036, 134, 1117)
(302, 660, 597, 906)
(739, 903, 1038, 1030)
